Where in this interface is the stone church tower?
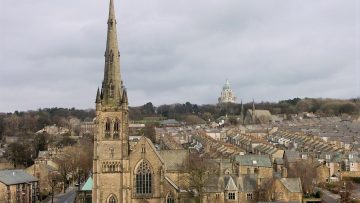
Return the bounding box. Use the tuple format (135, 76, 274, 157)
(92, 0, 131, 202)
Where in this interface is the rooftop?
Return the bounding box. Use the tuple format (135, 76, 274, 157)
(0, 169, 37, 185)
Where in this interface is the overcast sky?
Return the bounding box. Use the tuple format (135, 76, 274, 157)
(0, 0, 359, 112)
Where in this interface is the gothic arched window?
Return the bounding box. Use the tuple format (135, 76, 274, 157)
(108, 195, 117, 203)
(166, 193, 175, 203)
(105, 119, 111, 138)
(135, 161, 152, 195)
(113, 120, 120, 139)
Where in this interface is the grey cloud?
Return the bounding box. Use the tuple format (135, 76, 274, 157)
(0, 0, 358, 112)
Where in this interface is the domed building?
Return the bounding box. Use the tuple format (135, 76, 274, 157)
(218, 80, 237, 104)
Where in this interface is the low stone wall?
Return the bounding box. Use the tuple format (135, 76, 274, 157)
(340, 171, 360, 179)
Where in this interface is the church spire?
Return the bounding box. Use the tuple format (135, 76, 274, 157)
(108, 0, 116, 21)
(100, 0, 123, 107)
(96, 87, 101, 103)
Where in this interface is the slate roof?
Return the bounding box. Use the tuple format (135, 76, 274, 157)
(248, 110, 272, 119)
(142, 136, 165, 164)
(284, 150, 300, 163)
(159, 150, 188, 171)
(0, 169, 38, 185)
(241, 175, 257, 192)
(204, 174, 258, 193)
(160, 119, 180, 125)
(274, 158, 284, 165)
(234, 155, 272, 167)
(279, 178, 302, 193)
(165, 176, 179, 191)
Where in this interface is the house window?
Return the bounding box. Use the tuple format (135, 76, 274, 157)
(166, 193, 175, 203)
(246, 193, 253, 200)
(215, 193, 220, 199)
(108, 195, 116, 203)
(228, 192, 235, 200)
(136, 161, 152, 195)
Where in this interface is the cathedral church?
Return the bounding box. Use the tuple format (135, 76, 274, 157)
(91, 1, 191, 202)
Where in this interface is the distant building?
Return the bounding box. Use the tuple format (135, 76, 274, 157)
(35, 124, 70, 136)
(244, 102, 272, 124)
(0, 169, 39, 202)
(160, 119, 181, 127)
(26, 163, 57, 195)
(218, 80, 237, 104)
(267, 178, 303, 202)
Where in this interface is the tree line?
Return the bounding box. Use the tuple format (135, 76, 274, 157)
(129, 98, 359, 121)
(1, 98, 358, 140)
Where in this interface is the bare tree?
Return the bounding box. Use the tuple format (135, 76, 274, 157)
(54, 146, 78, 193)
(48, 172, 62, 203)
(54, 141, 93, 192)
(185, 153, 216, 203)
(288, 159, 317, 194)
(257, 177, 277, 201)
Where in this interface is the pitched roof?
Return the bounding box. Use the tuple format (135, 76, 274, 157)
(284, 150, 300, 162)
(279, 178, 302, 193)
(141, 136, 165, 164)
(274, 158, 284, 165)
(80, 176, 93, 191)
(165, 176, 179, 191)
(159, 150, 188, 171)
(248, 110, 272, 118)
(241, 175, 257, 192)
(160, 119, 180, 125)
(234, 155, 272, 167)
(0, 169, 37, 185)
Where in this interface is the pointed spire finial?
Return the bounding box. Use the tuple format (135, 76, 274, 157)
(96, 87, 101, 103)
(108, 0, 116, 22)
(101, 0, 123, 107)
(122, 88, 128, 104)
